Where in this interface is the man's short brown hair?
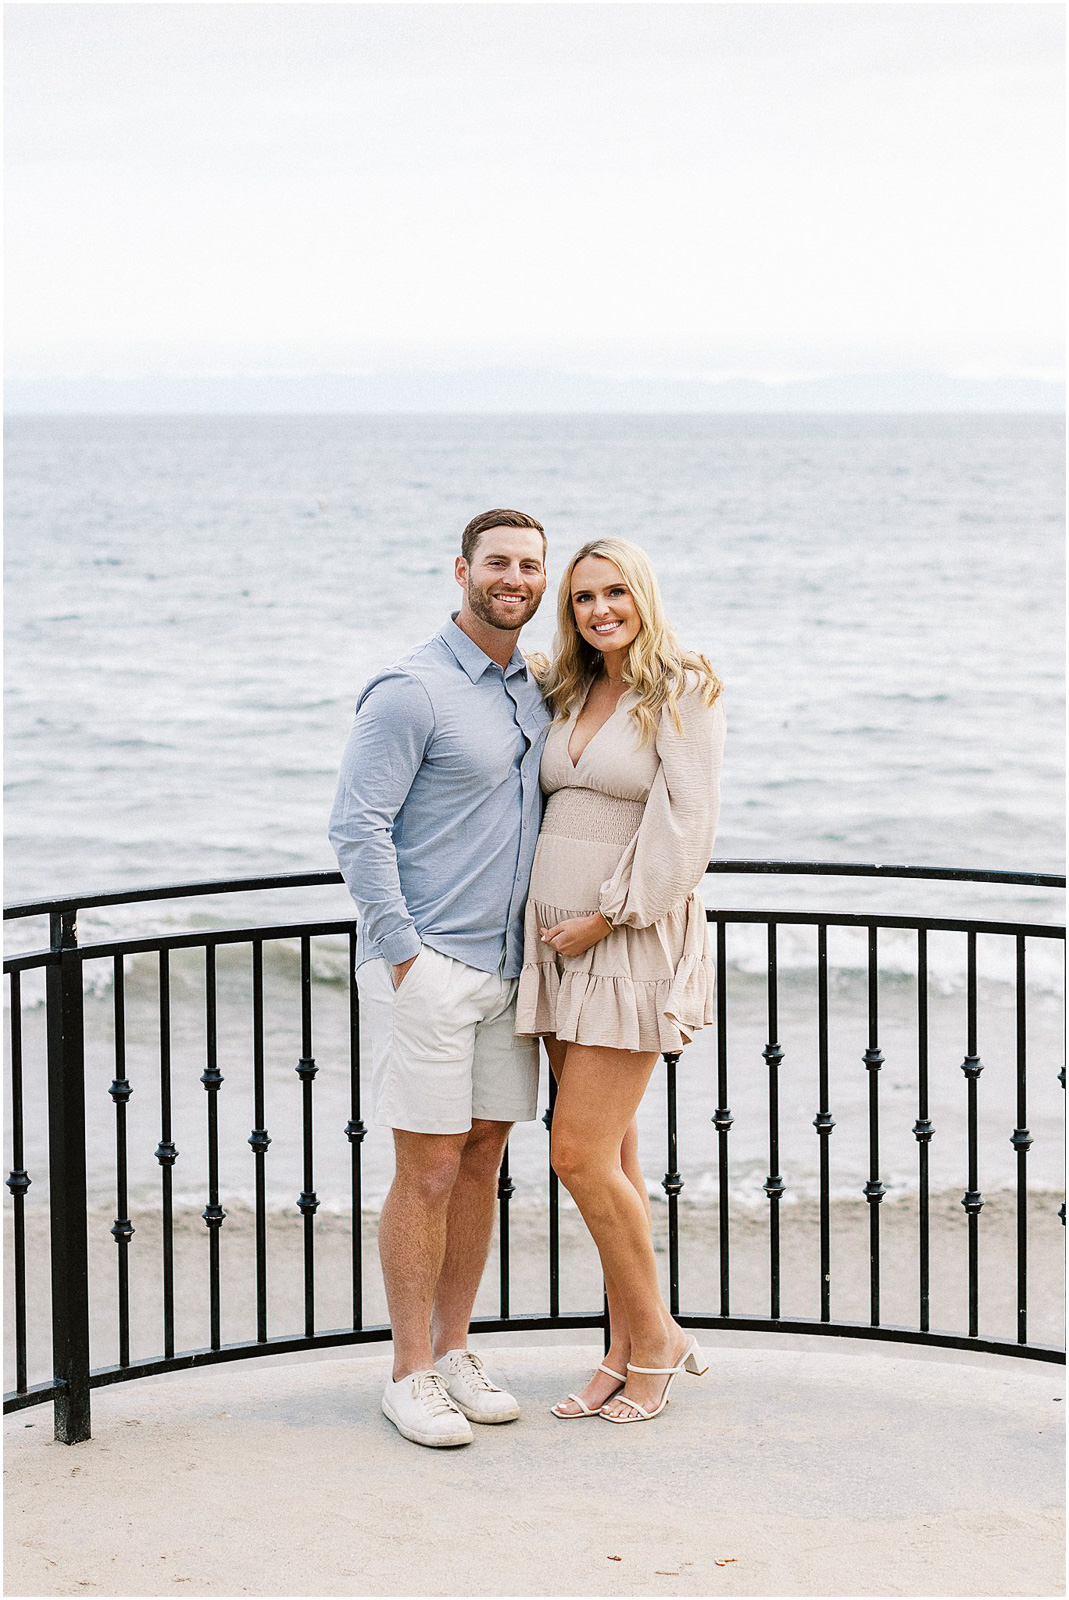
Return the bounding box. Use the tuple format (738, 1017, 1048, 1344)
(461, 509, 546, 565)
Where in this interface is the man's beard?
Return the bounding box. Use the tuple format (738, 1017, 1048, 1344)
(466, 581, 543, 632)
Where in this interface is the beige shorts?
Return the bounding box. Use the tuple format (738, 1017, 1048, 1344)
(356, 945, 540, 1135)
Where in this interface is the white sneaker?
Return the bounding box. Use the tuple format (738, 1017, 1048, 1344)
(434, 1349, 520, 1424)
(381, 1369, 474, 1448)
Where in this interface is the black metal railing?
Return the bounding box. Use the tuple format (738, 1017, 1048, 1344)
(4, 861, 1065, 1444)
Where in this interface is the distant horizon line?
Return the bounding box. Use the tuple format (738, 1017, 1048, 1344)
(5, 408, 1066, 418)
(6, 367, 1064, 416)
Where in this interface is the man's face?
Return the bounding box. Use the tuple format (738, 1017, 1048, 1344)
(456, 527, 547, 632)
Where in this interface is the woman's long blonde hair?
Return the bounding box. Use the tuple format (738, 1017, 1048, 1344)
(540, 538, 722, 741)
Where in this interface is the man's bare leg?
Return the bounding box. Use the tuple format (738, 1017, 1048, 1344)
(378, 1129, 467, 1380)
(431, 1118, 512, 1357)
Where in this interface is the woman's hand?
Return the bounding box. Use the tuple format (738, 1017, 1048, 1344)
(539, 912, 612, 958)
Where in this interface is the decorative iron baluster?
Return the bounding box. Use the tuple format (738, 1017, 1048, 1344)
(863, 925, 886, 1326)
(201, 945, 226, 1352)
(763, 924, 785, 1319)
(155, 949, 177, 1360)
(1060, 1061, 1066, 1231)
(712, 918, 732, 1318)
(498, 1144, 514, 1318)
(662, 1050, 683, 1317)
(248, 939, 271, 1344)
(46, 908, 91, 1444)
(908, 928, 934, 1337)
(544, 1067, 559, 1320)
(913, 928, 934, 1333)
(296, 935, 319, 1338)
(959, 931, 984, 1338)
(813, 924, 834, 1323)
(6, 970, 30, 1393)
(109, 954, 134, 1368)
(1011, 936, 1031, 1345)
(344, 928, 366, 1332)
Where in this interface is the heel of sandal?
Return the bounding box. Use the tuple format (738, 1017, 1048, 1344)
(684, 1340, 708, 1376)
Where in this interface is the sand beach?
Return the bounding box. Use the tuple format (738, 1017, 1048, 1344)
(5, 1187, 1065, 1391)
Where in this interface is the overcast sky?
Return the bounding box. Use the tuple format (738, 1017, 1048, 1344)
(5, 2, 1064, 382)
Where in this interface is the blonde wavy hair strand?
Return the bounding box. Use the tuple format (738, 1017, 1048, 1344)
(540, 538, 721, 741)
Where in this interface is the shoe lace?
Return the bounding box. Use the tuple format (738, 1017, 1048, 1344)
(454, 1352, 499, 1392)
(412, 1371, 462, 1415)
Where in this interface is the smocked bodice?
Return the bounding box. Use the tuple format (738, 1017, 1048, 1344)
(540, 696, 660, 804)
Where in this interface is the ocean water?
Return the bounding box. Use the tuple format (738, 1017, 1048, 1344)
(4, 413, 1065, 1206)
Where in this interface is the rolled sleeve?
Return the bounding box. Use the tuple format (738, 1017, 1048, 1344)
(328, 673, 435, 964)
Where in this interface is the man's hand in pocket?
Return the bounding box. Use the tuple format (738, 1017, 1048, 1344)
(391, 953, 419, 990)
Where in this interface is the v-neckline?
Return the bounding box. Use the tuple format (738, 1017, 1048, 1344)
(567, 688, 626, 770)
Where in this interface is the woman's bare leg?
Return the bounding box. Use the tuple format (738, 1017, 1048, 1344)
(550, 1040, 688, 1417)
(544, 1036, 652, 1414)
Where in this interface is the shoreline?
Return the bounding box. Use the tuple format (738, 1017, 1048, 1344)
(7, 1189, 1063, 1394)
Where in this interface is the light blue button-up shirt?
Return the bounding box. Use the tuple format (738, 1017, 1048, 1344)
(329, 617, 551, 977)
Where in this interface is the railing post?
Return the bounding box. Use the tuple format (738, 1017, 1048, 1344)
(862, 925, 886, 1326)
(6, 969, 31, 1395)
(497, 1146, 515, 1319)
(712, 919, 732, 1318)
(662, 1050, 683, 1317)
(296, 936, 319, 1339)
(814, 923, 835, 1323)
(913, 928, 934, 1333)
(544, 1070, 560, 1321)
(763, 925, 786, 1319)
(344, 928, 366, 1332)
(959, 931, 984, 1339)
(201, 946, 226, 1351)
(46, 909, 91, 1444)
(249, 938, 271, 1344)
(1011, 936, 1031, 1344)
(109, 954, 135, 1371)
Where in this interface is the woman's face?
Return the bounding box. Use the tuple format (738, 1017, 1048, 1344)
(570, 555, 642, 658)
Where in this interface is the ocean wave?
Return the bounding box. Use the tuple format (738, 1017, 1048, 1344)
(104, 1178, 1064, 1216)
(7, 922, 1062, 1013)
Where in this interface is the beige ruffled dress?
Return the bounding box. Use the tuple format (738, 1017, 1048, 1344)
(515, 687, 727, 1053)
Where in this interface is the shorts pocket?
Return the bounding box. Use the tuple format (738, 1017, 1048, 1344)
(392, 944, 434, 996)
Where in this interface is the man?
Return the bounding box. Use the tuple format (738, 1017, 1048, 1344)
(329, 508, 550, 1448)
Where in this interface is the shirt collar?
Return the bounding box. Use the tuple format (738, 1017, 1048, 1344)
(442, 615, 530, 683)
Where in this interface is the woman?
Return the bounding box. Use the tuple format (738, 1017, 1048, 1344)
(516, 538, 725, 1424)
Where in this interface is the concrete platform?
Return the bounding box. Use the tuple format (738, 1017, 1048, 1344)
(4, 1336, 1064, 1597)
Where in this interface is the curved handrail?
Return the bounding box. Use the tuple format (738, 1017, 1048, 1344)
(2, 870, 345, 920)
(4, 859, 1064, 921)
(704, 860, 1065, 888)
(4, 907, 1066, 977)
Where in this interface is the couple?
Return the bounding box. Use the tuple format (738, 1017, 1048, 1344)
(329, 507, 726, 1448)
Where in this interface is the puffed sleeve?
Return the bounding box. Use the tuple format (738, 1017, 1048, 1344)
(597, 690, 726, 929)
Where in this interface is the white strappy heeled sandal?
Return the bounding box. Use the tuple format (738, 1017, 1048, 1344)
(550, 1361, 627, 1418)
(599, 1337, 708, 1424)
